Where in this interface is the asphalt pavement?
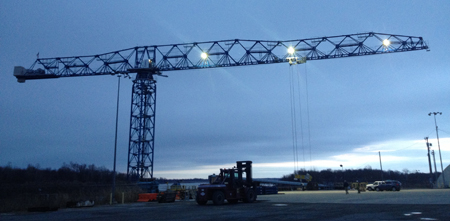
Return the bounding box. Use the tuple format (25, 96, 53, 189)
(2, 189, 449, 220)
(258, 189, 450, 204)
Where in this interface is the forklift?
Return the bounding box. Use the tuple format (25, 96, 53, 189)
(196, 161, 259, 205)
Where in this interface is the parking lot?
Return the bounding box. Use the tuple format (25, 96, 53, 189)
(259, 189, 450, 204)
(2, 189, 449, 220)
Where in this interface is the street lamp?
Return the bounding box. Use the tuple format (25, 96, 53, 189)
(379, 151, 383, 180)
(340, 164, 344, 180)
(429, 112, 445, 188)
(111, 74, 121, 204)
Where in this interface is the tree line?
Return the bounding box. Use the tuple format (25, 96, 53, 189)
(281, 167, 437, 188)
(0, 162, 127, 184)
(0, 162, 437, 188)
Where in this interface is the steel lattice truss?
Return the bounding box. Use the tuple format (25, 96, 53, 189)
(16, 32, 428, 81)
(128, 73, 156, 179)
(14, 32, 428, 180)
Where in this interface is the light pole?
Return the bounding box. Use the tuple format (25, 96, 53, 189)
(340, 164, 344, 180)
(429, 112, 445, 188)
(111, 75, 121, 204)
(379, 151, 383, 180)
(432, 150, 438, 182)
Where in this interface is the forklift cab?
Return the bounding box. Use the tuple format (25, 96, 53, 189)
(219, 161, 252, 188)
(221, 169, 236, 186)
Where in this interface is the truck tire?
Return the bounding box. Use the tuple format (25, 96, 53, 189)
(243, 188, 256, 203)
(196, 191, 207, 205)
(392, 187, 397, 191)
(196, 197, 207, 205)
(158, 194, 166, 203)
(212, 191, 225, 205)
(227, 199, 238, 204)
(375, 187, 380, 192)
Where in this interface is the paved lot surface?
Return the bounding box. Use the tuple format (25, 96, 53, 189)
(259, 189, 450, 204)
(2, 189, 449, 220)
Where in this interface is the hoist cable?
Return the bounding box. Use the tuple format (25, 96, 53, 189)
(289, 65, 299, 175)
(304, 63, 313, 170)
(295, 65, 306, 170)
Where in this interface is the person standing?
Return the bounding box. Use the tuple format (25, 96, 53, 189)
(343, 180, 349, 194)
(357, 180, 361, 194)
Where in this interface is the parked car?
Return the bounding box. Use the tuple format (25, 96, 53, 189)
(366, 181, 384, 191)
(366, 180, 402, 191)
(378, 180, 402, 191)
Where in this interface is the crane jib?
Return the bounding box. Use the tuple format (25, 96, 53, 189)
(14, 32, 428, 82)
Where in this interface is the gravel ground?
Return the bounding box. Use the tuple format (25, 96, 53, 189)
(2, 189, 449, 221)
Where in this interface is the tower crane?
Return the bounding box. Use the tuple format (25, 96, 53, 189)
(13, 32, 428, 180)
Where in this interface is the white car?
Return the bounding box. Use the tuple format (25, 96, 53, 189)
(366, 181, 385, 191)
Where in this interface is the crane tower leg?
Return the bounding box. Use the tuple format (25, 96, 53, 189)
(127, 72, 157, 180)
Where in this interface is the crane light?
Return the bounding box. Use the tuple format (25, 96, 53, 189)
(382, 39, 391, 47)
(201, 52, 208, 59)
(287, 47, 295, 54)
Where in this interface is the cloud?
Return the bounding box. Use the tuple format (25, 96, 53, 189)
(153, 137, 450, 179)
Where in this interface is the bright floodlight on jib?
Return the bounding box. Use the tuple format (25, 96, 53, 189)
(287, 46, 295, 55)
(201, 52, 208, 59)
(383, 39, 391, 47)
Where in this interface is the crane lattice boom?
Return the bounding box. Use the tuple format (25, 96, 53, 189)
(15, 32, 427, 81)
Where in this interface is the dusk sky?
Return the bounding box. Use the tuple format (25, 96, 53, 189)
(1, 1, 449, 179)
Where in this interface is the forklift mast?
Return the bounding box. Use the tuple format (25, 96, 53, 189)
(237, 161, 252, 186)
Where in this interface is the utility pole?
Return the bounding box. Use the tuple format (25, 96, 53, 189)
(432, 150, 438, 182)
(429, 112, 445, 188)
(379, 151, 383, 180)
(425, 137, 434, 183)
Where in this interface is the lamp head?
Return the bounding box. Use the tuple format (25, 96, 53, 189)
(287, 47, 295, 55)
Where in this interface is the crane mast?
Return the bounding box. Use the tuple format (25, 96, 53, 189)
(14, 32, 428, 180)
